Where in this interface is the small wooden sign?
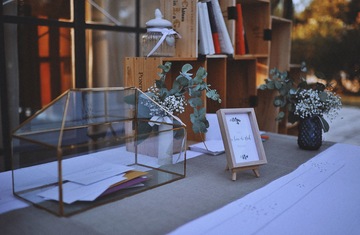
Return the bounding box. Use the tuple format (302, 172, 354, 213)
(216, 108, 267, 180)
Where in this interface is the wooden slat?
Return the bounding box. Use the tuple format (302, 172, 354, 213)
(160, 0, 198, 58)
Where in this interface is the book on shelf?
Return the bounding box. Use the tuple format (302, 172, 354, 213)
(206, 1, 221, 54)
(210, 0, 234, 55)
(198, 2, 210, 55)
(235, 3, 246, 55)
(198, 2, 215, 55)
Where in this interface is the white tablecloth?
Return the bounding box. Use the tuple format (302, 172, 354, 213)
(171, 143, 360, 235)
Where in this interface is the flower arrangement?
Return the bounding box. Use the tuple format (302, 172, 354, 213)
(141, 84, 187, 125)
(142, 62, 221, 133)
(259, 62, 342, 132)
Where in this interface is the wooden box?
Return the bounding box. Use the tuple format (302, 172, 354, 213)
(160, 0, 198, 58)
(270, 16, 292, 71)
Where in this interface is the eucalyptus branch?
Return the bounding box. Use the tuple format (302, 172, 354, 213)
(259, 62, 342, 132)
(154, 62, 221, 134)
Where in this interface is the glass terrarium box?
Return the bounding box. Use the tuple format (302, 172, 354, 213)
(11, 87, 187, 216)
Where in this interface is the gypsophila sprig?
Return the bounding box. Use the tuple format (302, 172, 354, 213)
(143, 85, 187, 116)
(259, 62, 342, 133)
(294, 89, 342, 121)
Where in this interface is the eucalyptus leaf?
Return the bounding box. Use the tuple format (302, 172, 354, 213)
(279, 87, 288, 96)
(280, 71, 288, 80)
(192, 121, 207, 133)
(318, 91, 328, 101)
(289, 88, 297, 95)
(319, 116, 330, 133)
(181, 63, 192, 73)
(189, 89, 202, 98)
(276, 111, 285, 121)
(164, 62, 172, 72)
(155, 80, 163, 88)
(275, 80, 282, 89)
(206, 90, 221, 102)
(195, 66, 207, 79)
(171, 81, 181, 92)
(189, 97, 203, 107)
(197, 107, 206, 117)
(273, 97, 283, 107)
(259, 84, 267, 90)
(267, 81, 275, 89)
(190, 112, 197, 123)
(176, 76, 190, 86)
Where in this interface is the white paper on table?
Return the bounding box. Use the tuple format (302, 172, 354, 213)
(205, 113, 222, 141)
(63, 162, 133, 185)
(12, 150, 133, 191)
(170, 143, 360, 235)
(189, 140, 225, 155)
(38, 174, 126, 204)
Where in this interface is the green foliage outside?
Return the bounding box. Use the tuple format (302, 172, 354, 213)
(291, 0, 360, 88)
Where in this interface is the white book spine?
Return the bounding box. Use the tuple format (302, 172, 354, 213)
(202, 2, 215, 55)
(197, 2, 209, 55)
(210, 0, 234, 54)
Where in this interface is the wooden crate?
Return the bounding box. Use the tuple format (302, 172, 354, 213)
(160, 0, 198, 58)
(255, 89, 279, 133)
(124, 57, 162, 91)
(270, 16, 292, 71)
(256, 60, 269, 87)
(240, 1, 271, 56)
(226, 58, 257, 108)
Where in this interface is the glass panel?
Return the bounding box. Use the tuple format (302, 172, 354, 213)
(2, 0, 71, 21)
(86, 0, 135, 27)
(16, 24, 74, 118)
(12, 88, 187, 216)
(3, 22, 74, 125)
(86, 29, 136, 87)
(3, 23, 20, 130)
(2, 0, 17, 16)
(38, 26, 74, 106)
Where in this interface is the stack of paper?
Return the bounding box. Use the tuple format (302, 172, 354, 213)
(189, 140, 225, 156)
(38, 163, 147, 204)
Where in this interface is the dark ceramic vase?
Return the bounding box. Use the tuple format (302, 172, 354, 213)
(297, 116, 323, 150)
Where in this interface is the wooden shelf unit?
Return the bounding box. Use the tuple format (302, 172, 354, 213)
(124, 0, 292, 140)
(255, 16, 293, 133)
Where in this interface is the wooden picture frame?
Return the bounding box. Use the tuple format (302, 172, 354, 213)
(216, 108, 267, 180)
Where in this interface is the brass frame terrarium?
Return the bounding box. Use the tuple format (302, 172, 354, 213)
(11, 87, 187, 216)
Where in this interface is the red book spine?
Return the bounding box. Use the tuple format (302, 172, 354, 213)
(207, 1, 221, 54)
(236, 3, 246, 55)
(212, 33, 221, 54)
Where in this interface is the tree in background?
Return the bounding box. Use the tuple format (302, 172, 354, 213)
(291, 0, 360, 94)
(341, 0, 360, 83)
(271, 0, 294, 20)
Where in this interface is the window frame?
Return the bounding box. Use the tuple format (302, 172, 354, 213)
(0, 0, 146, 170)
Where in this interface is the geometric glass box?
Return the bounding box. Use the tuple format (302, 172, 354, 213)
(11, 87, 187, 216)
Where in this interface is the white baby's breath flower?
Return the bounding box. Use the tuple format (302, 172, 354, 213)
(294, 89, 342, 120)
(142, 84, 187, 117)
